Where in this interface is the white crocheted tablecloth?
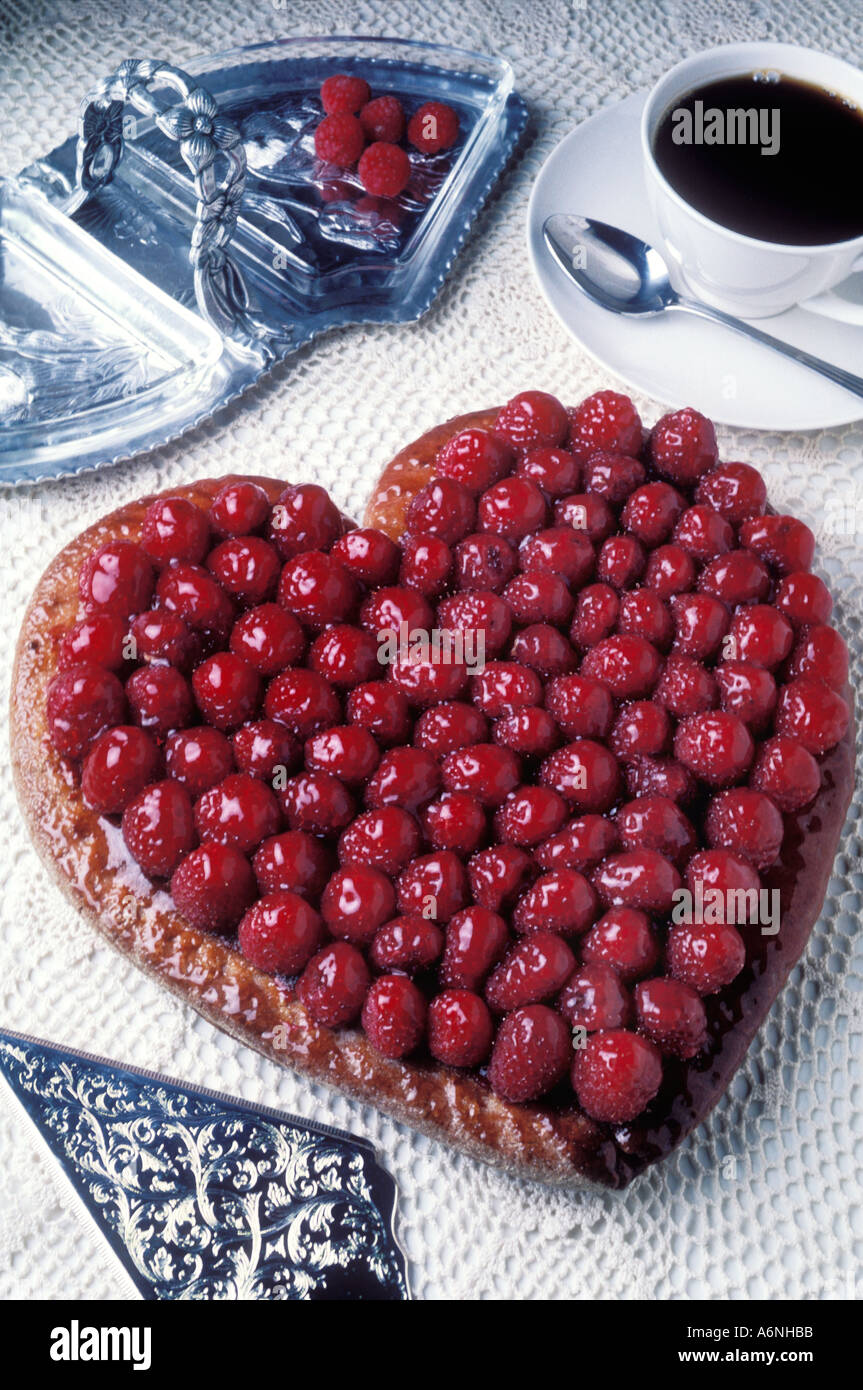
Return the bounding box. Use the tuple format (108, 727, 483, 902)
(1, 0, 862, 1302)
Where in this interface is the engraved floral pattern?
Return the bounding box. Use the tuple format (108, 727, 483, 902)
(0, 1036, 408, 1300)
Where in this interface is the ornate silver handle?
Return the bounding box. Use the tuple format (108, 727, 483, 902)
(74, 59, 251, 338)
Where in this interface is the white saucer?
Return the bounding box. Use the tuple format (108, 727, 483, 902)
(527, 91, 863, 431)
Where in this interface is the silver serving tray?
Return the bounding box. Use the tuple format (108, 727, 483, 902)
(0, 36, 527, 484)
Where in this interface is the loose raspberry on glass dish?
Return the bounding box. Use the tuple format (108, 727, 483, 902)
(360, 94, 405, 143)
(314, 112, 365, 167)
(407, 100, 460, 153)
(358, 141, 411, 197)
(321, 73, 371, 115)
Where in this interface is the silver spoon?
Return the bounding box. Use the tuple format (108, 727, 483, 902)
(543, 214, 863, 401)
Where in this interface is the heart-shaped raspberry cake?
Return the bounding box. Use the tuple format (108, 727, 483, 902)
(12, 392, 854, 1188)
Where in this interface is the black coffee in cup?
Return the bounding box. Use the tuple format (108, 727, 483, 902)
(652, 74, 863, 246)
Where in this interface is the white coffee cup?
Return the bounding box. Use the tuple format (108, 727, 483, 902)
(641, 42, 863, 319)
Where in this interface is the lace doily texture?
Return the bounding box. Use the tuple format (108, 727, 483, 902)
(1, 0, 861, 1301)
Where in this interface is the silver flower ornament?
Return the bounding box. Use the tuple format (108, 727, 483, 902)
(158, 89, 241, 175)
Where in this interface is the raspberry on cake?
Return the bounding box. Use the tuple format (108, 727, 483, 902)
(16, 391, 854, 1190)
